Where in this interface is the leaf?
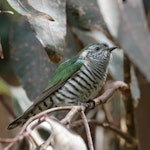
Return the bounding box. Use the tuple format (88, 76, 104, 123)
(10, 19, 58, 99)
(0, 11, 21, 86)
(67, 0, 110, 32)
(72, 28, 97, 45)
(6, 0, 66, 62)
(9, 85, 32, 116)
(117, 0, 150, 82)
(130, 66, 140, 107)
(97, 0, 120, 38)
(45, 118, 87, 150)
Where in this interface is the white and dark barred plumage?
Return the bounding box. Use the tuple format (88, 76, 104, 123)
(52, 62, 107, 106)
(8, 42, 117, 129)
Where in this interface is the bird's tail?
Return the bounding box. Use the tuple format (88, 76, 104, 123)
(8, 91, 54, 130)
(7, 102, 38, 130)
(7, 115, 26, 130)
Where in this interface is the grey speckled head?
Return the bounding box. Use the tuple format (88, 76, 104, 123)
(80, 42, 117, 62)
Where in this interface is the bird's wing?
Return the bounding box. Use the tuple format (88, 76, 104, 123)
(29, 57, 84, 107)
(43, 57, 84, 93)
(30, 57, 84, 107)
(7, 57, 84, 130)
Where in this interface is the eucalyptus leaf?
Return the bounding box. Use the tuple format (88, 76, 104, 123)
(67, 0, 109, 32)
(6, 0, 66, 62)
(117, 0, 150, 82)
(10, 19, 58, 99)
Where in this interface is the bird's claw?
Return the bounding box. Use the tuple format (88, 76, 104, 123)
(78, 100, 96, 109)
(86, 100, 96, 109)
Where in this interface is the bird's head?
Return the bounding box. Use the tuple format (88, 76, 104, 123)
(80, 42, 117, 64)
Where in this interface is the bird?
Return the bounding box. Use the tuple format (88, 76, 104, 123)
(8, 42, 117, 130)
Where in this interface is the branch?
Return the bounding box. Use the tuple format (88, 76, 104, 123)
(1, 81, 128, 149)
(80, 110, 94, 150)
(123, 55, 136, 138)
(70, 119, 138, 146)
(61, 106, 82, 124)
(93, 81, 128, 106)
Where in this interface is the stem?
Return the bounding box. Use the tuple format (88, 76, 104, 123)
(80, 110, 94, 150)
(70, 119, 137, 145)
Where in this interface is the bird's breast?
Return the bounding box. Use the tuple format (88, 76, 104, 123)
(51, 64, 107, 106)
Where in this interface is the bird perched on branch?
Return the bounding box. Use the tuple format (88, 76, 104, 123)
(8, 42, 117, 129)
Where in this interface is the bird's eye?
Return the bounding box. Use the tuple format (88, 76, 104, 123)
(103, 43, 108, 47)
(95, 47, 100, 51)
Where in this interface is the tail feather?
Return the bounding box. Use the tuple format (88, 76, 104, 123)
(7, 115, 25, 130)
(8, 104, 37, 130)
(8, 104, 36, 130)
(8, 90, 54, 130)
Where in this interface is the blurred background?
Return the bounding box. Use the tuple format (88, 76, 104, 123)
(0, 0, 150, 149)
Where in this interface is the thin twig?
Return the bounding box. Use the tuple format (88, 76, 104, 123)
(101, 104, 113, 123)
(80, 109, 94, 150)
(4, 117, 45, 149)
(123, 55, 136, 138)
(0, 138, 15, 143)
(61, 106, 81, 125)
(70, 119, 137, 146)
(39, 117, 72, 149)
(3, 107, 72, 149)
(40, 117, 53, 150)
(94, 81, 128, 106)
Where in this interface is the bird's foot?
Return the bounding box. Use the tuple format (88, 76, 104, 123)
(78, 100, 96, 110)
(86, 99, 96, 109)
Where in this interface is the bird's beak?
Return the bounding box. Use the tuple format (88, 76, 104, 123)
(109, 46, 117, 52)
